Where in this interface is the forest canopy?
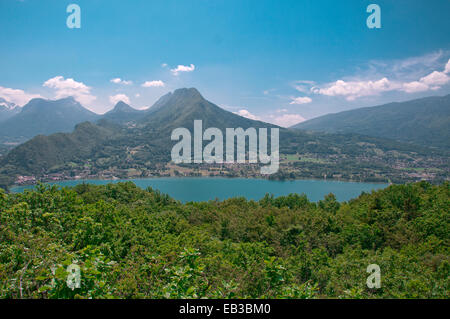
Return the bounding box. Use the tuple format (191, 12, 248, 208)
(0, 181, 448, 299)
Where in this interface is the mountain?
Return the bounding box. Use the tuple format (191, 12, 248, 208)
(100, 101, 145, 125)
(0, 98, 20, 123)
(139, 88, 275, 131)
(0, 97, 99, 143)
(0, 97, 17, 110)
(291, 94, 450, 149)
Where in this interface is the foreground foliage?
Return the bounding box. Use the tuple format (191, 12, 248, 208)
(0, 181, 448, 298)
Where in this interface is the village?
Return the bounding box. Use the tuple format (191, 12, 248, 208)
(13, 151, 447, 187)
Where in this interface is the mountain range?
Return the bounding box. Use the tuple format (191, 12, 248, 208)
(0, 96, 99, 143)
(1, 88, 278, 173)
(3, 89, 449, 151)
(1, 88, 448, 189)
(292, 94, 450, 149)
(0, 88, 275, 145)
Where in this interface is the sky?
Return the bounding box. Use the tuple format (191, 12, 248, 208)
(0, 0, 449, 127)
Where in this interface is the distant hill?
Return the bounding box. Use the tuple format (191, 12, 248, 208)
(0, 97, 99, 143)
(292, 94, 450, 149)
(101, 101, 145, 125)
(1, 122, 116, 173)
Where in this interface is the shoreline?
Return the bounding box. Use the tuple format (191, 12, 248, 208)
(10, 175, 391, 191)
(10, 176, 391, 203)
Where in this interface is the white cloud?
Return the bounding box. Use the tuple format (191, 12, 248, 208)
(401, 81, 429, 93)
(161, 63, 168, 68)
(367, 51, 446, 81)
(110, 78, 132, 85)
(135, 93, 140, 98)
(270, 114, 306, 128)
(0, 86, 43, 106)
(234, 109, 261, 121)
(313, 78, 396, 101)
(290, 96, 312, 104)
(387, 51, 444, 73)
(293, 80, 316, 94)
(142, 80, 165, 88)
(419, 71, 449, 87)
(308, 55, 450, 100)
(401, 68, 450, 93)
(109, 94, 130, 105)
(445, 59, 450, 74)
(43, 76, 96, 106)
(234, 108, 305, 128)
(170, 64, 195, 76)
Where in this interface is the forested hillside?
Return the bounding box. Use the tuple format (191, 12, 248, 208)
(1, 181, 448, 298)
(292, 94, 450, 149)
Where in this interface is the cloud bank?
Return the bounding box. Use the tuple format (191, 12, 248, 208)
(0, 86, 42, 106)
(234, 108, 306, 128)
(309, 58, 450, 100)
(43, 76, 96, 106)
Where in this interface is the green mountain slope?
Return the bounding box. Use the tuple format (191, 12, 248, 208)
(1, 122, 117, 174)
(292, 94, 450, 149)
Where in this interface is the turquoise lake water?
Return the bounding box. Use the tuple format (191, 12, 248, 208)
(10, 178, 388, 203)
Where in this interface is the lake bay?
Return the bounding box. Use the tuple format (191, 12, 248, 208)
(11, 178, 388, 203)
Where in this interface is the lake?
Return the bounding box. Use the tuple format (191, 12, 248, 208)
(10, 177, 388, 203)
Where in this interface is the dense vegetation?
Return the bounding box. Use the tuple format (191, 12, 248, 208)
(1, 181, 448, 299)
(293, 94, 450, 149)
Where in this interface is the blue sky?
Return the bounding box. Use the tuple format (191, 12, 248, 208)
(0, 0, 449, 126)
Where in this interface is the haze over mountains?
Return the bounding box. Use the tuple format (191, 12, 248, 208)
(0, 97, 99, 143)
(292, 94, 450, 149)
